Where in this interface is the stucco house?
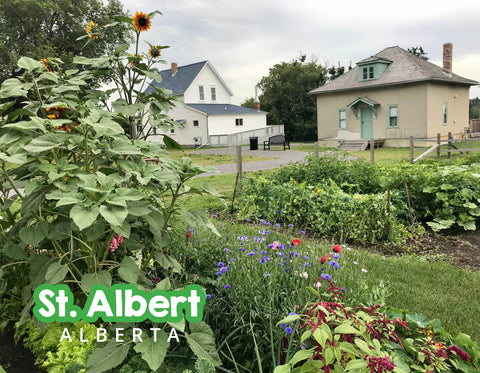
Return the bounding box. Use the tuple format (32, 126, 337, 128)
(309, 44, 478, 147)
(144, 61, 281, 147)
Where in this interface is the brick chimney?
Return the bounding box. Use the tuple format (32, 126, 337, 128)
(171, 62, 178, 76)
(253, 86, 260, 111)
(443, 43, 453, 74)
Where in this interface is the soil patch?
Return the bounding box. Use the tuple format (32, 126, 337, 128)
(0, 323, 43, 372)
(366, 231, 480, 272)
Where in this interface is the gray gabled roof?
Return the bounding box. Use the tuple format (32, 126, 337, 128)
(309, 46, 478, 95)
(144, 61, 208, 96)
(187, 104, 266, 115)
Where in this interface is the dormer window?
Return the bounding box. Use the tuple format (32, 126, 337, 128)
(357, 58, 391, 82)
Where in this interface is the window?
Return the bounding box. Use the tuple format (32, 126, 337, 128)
(362, 67, 368, 80)
(362, 66, 374, 80)
(443, 103, 448, 125)
(388, 105, 399, 128)
(170, 129, 175, 134)
(338, 109, 347, 130)
(211, 87, 216, 101)
(235, 118, 243, 126)
(369, 66, 374, 79)
(199, 86, 205, 101)
(193, 120, 199, 127)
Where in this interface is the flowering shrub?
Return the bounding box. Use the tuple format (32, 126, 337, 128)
(236, 178, 409, 243)
(274, 281, 480, 373)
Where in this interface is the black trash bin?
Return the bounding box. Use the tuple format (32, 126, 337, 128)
(249, 137, 258, 150)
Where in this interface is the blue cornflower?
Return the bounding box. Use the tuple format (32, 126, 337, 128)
(224, 284, 231, 289)
(288, 312, 297, 316)
(245, 218, 251, 222)
(220, 266, 229, 273)
(216, 272, 222, 276)
(275, 223, 281, 227)
(300, 342, 307, 349)
(280, 323, 287, 329)
(206, 294, 212, 299)
(288, 224, 294, 227)
(328, 261, 340, 269)
(332, 253, 340, 259)
(264, 273, 270, 277)
(247, 251, 255, 256)
(321, 273, 332, 280)
(303, 255, 309, 260)
(260, 250, 267, 255)
(285, 327, 293, 335)
(277, 210, 282, 213)
(217, 262, 225, 267)
(299, 230, 306, 234)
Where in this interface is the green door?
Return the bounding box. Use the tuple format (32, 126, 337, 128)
(361, 108, 373, 139)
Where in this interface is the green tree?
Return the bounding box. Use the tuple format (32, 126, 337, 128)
(407, 46, 429, 60)
(470, 97, 480, 119)
(241, 97, 255, 109)
(257, 56, 328, 142)
(0, 0, 132, 82)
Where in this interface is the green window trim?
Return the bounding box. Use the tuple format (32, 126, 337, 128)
(338, 109, 347, 130)
(443, 102, 448, 125)
(387, 105, 399, 128)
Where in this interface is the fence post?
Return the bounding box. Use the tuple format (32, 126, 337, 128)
(409, 136, 414, 164)
(236, 145, 243, 186)
(370, 138, 375, 164)
(436, 133, 440, 159)
(467, 132, 471, 154)
(448, 132, 452, 159)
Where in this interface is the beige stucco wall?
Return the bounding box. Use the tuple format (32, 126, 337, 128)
(315, 82, 471, 145)
(425, 82, 470, 139)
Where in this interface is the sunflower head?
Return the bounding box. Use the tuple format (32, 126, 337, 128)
(148, 45, 161, 59)
(41, 58, 53, 72)
(85, 20, 99, 39)
(132, 11, 152, 32)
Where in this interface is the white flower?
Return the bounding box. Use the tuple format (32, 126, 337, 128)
(302, 272, 308, 279)
(361, 268, 368, 273)
(353, 261, 358, 265)
(315, 282, 322, 288)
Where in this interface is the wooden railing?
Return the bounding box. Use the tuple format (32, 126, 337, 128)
(410, 132, 480, 163)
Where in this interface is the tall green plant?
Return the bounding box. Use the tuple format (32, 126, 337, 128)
(0, 10, 222, 371)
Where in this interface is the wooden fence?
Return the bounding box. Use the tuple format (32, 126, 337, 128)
(409, 132, 480, 163)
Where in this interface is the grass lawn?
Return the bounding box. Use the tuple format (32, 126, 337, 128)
(166, 149, 275, 166)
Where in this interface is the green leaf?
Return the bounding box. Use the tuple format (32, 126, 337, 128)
(19, 222, 49, 246)
(163, 135, 182, 150)
(0, 78, 32, 98)
(405, 313, 430, 328)
(4, 242, 27, 260)
(154, 252, 182, 273)
(288, 349, 314, 367)
(345, 359, 367, 371)
(70, 204, 99, 231)
(81, 271, 112, 293)
(458, 219, 476, 230)
(108, 139, 142, 155)
(4, 118, 46, 133)
(20, 186, 49, 215)
(54, 193, 85, 207)
(181, 208, 220, 236)
(18, 56, 44, 71)
(134, 334, 169, 371)
(202, 183, 225, 198)
(99, 205, 128, 227)
(155, 277, 171, 291)
(86, 340, 130, 373)
(185, 322, 222, 366)
(29, 254, 51, 287)
(118, 257, 141, 284)
(168, 317, 185, 333)
(277, 314, 301, 326)
(334, 323, 359, 335)
(273, 365, 291, 373)
(23, 133, 64, 153)
(45, 262, 68, 285)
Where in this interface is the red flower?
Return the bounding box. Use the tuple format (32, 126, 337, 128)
(291, 239, 300, 247)
(320, 256, 327, 264)
(186, 232, 191, 239)
(333, 244, 342, 253)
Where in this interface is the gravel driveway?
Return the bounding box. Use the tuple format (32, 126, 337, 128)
(191, 146, 309, 176)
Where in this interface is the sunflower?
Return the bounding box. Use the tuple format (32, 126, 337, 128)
(41, 58, 53, 72)
(132, 11, 152, 32)
(85, 20, 99, 39)
(148, 45, 161, 58)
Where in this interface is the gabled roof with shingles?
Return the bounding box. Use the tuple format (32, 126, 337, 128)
(309, 46, 478, 95)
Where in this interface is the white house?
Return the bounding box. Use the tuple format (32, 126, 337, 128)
(144, 61, 282, 147)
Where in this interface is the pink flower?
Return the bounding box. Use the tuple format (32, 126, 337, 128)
(109, 235, 123, 252)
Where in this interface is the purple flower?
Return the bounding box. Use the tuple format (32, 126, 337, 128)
(245, 218, 251, 222)
(216, 271, 222, 276)
(275, 223, 281, 227)
(217, 262, 225, 267)
(299, 231, 306, 234)
(220, 266, 229, 273)
(332, 253, 340, 259)
(224, 284, 231, 289)
(206, 294, 212, 299)
(300, 342, 307, 349)
(280, 323, 287, 329)
(288, 224, 294, 227)
(247, 251, 255, 256)
(328, 261, 340, 269)
(260, 250, 267, 255)
(285, 327, 293, 335)
(264, 273, 271, 277)
(154, 277, 162, 284)
(223, 248, 231, 253)
(277, 210, 282, 213)
(288, 312, 297, 316)
(321, 273, 332, 280)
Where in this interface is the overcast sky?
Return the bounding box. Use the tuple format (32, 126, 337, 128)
(120, 0, 480, 104)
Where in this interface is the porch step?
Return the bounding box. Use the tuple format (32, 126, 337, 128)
(337, 139, 385, 151)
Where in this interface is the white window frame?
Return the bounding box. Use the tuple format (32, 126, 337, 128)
(198, 85, 205, 101)
(388, 105, 399, 128)
(211, 87, 216, 101)
(338, 109, 347, 130)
